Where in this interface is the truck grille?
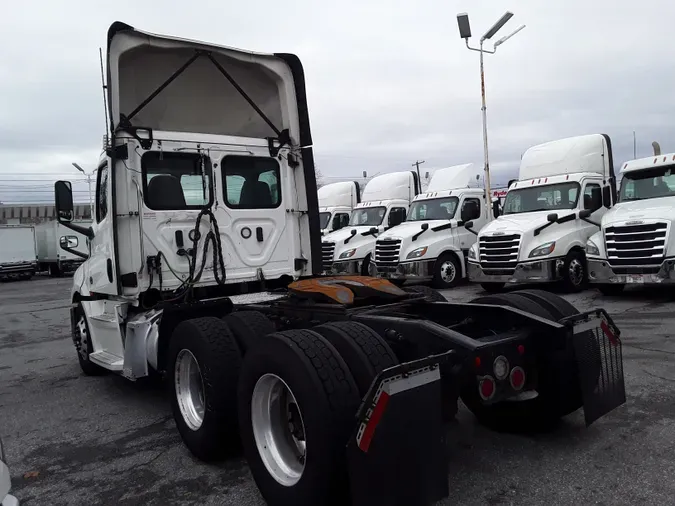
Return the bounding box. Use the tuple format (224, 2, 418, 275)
(479, 234, 521, 275)
(322, 242, 335, 270)
(605, 222, 668, 274)
(375, 239, 402, 270)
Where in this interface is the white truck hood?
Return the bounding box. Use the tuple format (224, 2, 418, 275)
(479, 211, 556, 236)
(323, 226, 378, 261)
(377, 220, 450, 241)
(601, 198, 675, 227)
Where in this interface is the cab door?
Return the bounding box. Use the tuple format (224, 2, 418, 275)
(86, 160, 118, 295)
(457, 196, 483, 251)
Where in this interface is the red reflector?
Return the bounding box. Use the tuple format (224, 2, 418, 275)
(479, 376, 495, 400)
(517, 344, 525, 355)
(510, 367, 525, 390)
(475, 356, 481, 368)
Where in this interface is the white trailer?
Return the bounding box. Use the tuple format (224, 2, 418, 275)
(0, 225, 38, 280)
(467, 134, 617, 292)
(36, 220, 91, 276)
(318, 181, 360, 235)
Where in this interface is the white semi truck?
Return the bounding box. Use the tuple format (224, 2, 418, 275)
(467, 134, 617, 292)
(35, 220, 91, 276)
(321, 171, 419, 275)
(53, 23, 626, 506)
(372, 164, 491, 288)
(586, 146, 675, 294)
(0, 225, 38, 281)
(318, 180, 360, 235)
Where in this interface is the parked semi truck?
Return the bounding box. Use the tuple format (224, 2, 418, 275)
(373, 163, 491, 288)
(321, 170, 419, 275)
(318, 180, 360, 235)
(467, 134, 616, 292)
(54, 23, 626, 506)
(35, 220, 91, 276)
(586, 145, 675, 294)
(0, 225, 38, 281)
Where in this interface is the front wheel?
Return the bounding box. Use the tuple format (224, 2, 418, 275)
(73, 304, 106, 376)
(169, 317, 242, 461)
(361, 254, 375, 277)
(432, 252, 461, 289)
(561, 250, 587, 292)
(598, 284, 625, 296)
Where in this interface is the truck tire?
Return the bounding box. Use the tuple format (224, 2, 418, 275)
(463, 292, 584, 430)
(598, 284, 625, 296)
(361, 254, 375, 276)
(49, 264, 62, 278)
(238, 329, 360, 506)
(223, 311, 275, 354)
(313, 321, 399, 396)
(404, 285, 447, 302)
(561, 250, 587, 292)
(168, 317, 242, 461)
(73, 304, 107, 376)
(480, 282, 505, 293)
(432, 252, 461, 289)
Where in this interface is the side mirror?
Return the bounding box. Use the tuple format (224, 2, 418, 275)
(370, 227, 378, 234)
(55, 181, 74, 223)
(492, 200, 501, 218)
(421, 223, 429, 231)
(602, 185, 611, 208)
(464, 221, 474, 229)
(59, 236, 79, 249)
(461, 201, 480, 222)
(579, 209, 591, 219)
(332, 215, 344, 231)
(388, 208, 406, 228)
(547, 213, 559, 223)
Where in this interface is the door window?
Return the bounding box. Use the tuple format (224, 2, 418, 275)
(583, 183, 602, 210)
(96, 163, 109, 223)
(222, 156, 281, 209)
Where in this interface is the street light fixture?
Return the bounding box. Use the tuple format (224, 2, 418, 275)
(72, 162, 94, 214)
(456, 11, 525, 210)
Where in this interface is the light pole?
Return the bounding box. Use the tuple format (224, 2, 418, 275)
(72, 162, 94, 215)
(456, 11, 525, 210)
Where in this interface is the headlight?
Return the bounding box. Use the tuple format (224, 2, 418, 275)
(468, 244, 477, 260)
(586, 239, 600, 256)
(339, 248, 356, 259)
(528, 241, 556, 258)
(406, 246, 428, 259)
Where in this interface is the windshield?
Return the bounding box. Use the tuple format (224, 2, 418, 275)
(349, 207, 386, 226)
(407, 197, 459, 221)
(619, 165, 675, 202)
(503, 182, 580, 215)
(319, 212, 331, 230)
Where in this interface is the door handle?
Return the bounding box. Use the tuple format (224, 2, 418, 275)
(256, 227, 264, 242)
(106, 258, 113, 283)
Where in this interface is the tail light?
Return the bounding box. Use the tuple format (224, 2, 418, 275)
(478, 376, 496, 401)
(510, 366, 525, 391)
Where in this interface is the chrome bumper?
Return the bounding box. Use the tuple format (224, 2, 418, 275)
(467, 259, 562, 284)
(588, 258, 675, 285)
(375, 260, 434, 281)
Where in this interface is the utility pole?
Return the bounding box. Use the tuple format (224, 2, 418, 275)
(412, 160, 425, 182)
(72, 163, 94, 215)
(633, 131, 637, 159)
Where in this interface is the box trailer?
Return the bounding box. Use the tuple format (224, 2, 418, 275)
(0, 225, 38, 280)
(36, 220, 90, 276)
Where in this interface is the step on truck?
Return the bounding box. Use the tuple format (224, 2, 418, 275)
(586, 145, 675, 294)
(54, 23, 626, 506)
(373, 163, 495, 289)
(0, 225, 38, 281)
(468, 134, 617, 293)
(321, 170, 419, 275)
(35, 220, 91, 277)
(318, 180, 360, 235)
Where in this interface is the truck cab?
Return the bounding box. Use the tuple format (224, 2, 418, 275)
(318, 181, 360, 235)
(467, 134, 616, 292)
(372, 163, 490, 288)
(586, 150, 675, 294)
(53, 21, 319, 377)
(321, 171, 419, 275)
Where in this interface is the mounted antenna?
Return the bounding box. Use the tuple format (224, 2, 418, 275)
(99, 47, 110, 147)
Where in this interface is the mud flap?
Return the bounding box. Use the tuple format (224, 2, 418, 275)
(564, 310, 626, 426)
(347, 351, 453, 506)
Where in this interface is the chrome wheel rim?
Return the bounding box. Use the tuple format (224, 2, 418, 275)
(174, 349, 206, 431)
(251, 374, 306, 486)
(76, 315, 88, 360)
(440, 261, 456, 283)
(568, 258, 584, 286)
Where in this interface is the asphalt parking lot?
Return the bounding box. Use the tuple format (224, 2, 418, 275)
(1, 278, 675, 505)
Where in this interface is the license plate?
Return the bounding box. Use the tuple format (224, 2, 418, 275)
(626, 274, 644, 284)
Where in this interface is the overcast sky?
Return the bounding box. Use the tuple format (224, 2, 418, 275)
(1, 0, 674, 202)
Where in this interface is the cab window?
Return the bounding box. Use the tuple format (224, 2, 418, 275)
(142, 152, 211, 210)
(222, 156, 281, 209)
